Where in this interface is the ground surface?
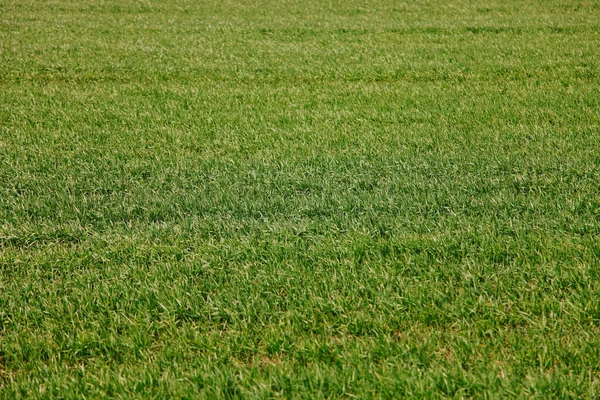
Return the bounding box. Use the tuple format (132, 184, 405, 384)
(1, 0, 600, 398)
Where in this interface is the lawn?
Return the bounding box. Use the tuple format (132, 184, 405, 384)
(1, 0, 600, 397)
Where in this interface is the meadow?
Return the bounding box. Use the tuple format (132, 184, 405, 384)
(1, 0, 600, 397)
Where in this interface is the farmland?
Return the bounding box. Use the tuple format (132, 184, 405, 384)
(1, 0, 600, 397)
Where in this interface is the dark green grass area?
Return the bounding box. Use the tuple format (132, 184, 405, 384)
(2, 0, 600, 397)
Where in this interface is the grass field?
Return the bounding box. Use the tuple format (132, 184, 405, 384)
(1, 0, 600, 397)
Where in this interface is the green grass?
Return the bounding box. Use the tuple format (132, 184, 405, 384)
(1, 0, 600, 397)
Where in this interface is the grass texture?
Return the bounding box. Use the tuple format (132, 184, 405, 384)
(1, 0, 600, 397)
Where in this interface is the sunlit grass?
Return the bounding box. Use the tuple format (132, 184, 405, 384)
(1, 0, 600, 397)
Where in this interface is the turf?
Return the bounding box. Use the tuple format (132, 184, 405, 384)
(1, 0, 600, 397)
